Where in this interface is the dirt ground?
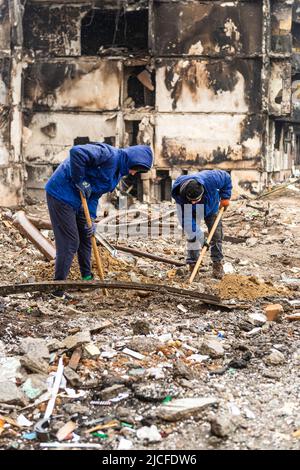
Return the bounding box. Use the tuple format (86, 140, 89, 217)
(0, 187, 300, 450)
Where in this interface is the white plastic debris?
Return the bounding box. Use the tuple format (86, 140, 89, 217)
(188, 354, 209, 363)
(17, 414, 33, 427)
(137, 425, 162, 443)
(158, 333, 173, 342)
(118, 438, 133, 450)
(227, 402, 241, 417)
(177, 304, 188, 313)
(244, 408, 256, 419)
(223, 262, 235, 274)
(122, 348, 145, 360)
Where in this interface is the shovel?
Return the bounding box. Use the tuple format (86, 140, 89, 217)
(80, 193, 108, 296)
(189, 207, 225, 284)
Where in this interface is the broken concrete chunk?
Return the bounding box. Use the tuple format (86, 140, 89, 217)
(63, 331, 91, 351)
(20, 337, 50, 360)
(20, 355, 48, 375)
(173, 360, 193, 379)
(84, 343, 100, 359)
(0, 381, 28, 406)
(265, 350, 285, 366)
(200, 338, 225, 358)
(46, 338, 64, 352)
(0, 357, 22, 383)
(0, 340, 6, 358)
(63, 366, 81, 387)
(246, 237, 258, 247)
(21, 374, 48, 400)
(127, 336, 161, 354)
(89, 320, 112, 334)
(157, 397, 218, 421)
(210, 414, 236, 437)
(56, 420, 77, 441)
(131, 320, 151, 335)
(63, 403, 90, 415)
(99, 384, 128, 401)
(248, 313, 267, 326)
(264, 304, 283, 321)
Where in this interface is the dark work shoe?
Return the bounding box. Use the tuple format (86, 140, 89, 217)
(212, 262, 224, 280)
(82, 274, 94, 281)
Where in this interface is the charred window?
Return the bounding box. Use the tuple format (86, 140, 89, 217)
(296, 134, 300, 165)
(124, 65, 155, 108)
(292, 21, 300, 51)
(81, 9, 148, 56)
(125, 120, 140, 145)
(274, 121, 283, 150)
(156, 170, 172, 201)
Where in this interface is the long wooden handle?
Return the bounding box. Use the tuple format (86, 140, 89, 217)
(80, 193, 108, 296)
(189, 207, 225, 284)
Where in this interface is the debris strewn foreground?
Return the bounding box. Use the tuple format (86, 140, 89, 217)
(0, 189, 300, 450)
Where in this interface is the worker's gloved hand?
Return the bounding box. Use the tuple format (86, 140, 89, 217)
(75, 181, 92, 199)
(84, 221, 96, 238)
(219, 199, 230, 211)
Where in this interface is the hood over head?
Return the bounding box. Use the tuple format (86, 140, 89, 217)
(118, 145, 153, 176)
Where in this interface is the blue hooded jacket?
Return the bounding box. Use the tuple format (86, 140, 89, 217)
(45, 143, 153, 218)
(172, 170, 232, 236)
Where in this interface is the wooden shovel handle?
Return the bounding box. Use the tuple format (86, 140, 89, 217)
(80, 193, 108, 296)
(189, 207, 225, 284)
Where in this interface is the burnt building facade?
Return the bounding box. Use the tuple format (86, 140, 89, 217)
(0, 0, 298, 206)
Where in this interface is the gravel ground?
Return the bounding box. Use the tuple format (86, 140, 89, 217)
(0, 188, 299, 450)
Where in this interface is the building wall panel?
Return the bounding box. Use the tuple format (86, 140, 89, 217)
(156, 58, 262, 113)
(23, 60, 122, 111)
(155, 113, 263, 168)
(153, 1, 262, 57)
(23, 112, 117, 163)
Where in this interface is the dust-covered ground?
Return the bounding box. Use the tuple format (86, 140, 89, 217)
(0, 187, 300, 450)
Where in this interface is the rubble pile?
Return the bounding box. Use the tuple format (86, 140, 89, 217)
(214, 274, 290, 301)
(0, 189, 300, 450)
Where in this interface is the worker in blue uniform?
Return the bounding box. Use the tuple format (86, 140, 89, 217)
(172, 170, 232, 279)
(45, 143, 153, 285)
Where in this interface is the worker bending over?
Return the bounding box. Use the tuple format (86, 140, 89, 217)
(172, 170, 232, 279)
(45, 143, 153, 286)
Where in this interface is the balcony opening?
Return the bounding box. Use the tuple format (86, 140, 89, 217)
(124, 65, 155, 108)
(81, 8, 148, 56)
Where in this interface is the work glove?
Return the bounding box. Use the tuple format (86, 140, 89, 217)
(75, 180, 92, 199)
(84, 221, 96, 238)
(219, 199, 230, 211)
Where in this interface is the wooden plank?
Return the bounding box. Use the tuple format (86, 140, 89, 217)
(0, 280, 233, 309)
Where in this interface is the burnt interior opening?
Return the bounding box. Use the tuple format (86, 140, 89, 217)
(104, 136, 116, 146)
(125, 66, 155, 108)
(292, 21, 300, 50)
(81, 9, 148, 56)
(120, 173, 143, 201)
(125, 120, 140, 145)
(73, 136, 90, 145)
(295, 134, 300, 165)
(274, 121, 283, 150)
(156, 170, 172, 201)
